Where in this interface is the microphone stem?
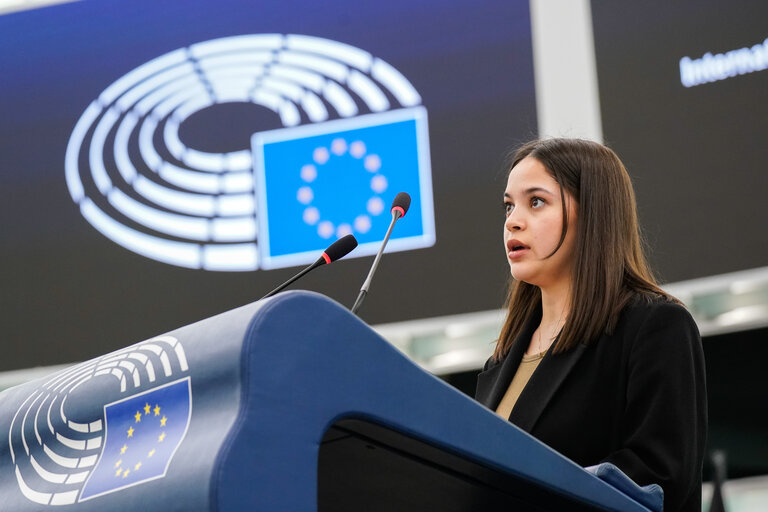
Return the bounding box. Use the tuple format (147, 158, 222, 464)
(351, 289, 367, 315)
(351, 212, 400, 314)
(260, 259, 321, 300)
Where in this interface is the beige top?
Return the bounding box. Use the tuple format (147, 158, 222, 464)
(495, 350, 546, 420)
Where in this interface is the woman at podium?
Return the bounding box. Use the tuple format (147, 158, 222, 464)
(475, 138, 706, 512)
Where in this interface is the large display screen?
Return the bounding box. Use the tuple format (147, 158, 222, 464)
(591, 0, 768, 283)
(1, 0, 537, 370)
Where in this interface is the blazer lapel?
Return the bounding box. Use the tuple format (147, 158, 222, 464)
(508, 341, 587, 433)
(475, 311, 540, 410)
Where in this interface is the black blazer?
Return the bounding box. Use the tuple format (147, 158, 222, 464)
(476, 298, 707, 512)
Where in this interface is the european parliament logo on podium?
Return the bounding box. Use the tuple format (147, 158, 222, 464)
(7, 336, 191, 506)
(253, 106, 435, 270)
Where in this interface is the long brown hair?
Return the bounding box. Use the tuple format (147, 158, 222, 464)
(492, 138, 678, 361)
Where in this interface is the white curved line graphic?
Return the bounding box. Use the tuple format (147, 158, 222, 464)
(30, 455, 68, 484)
(11, 335, 189, 505)
(15, 466, 52, 504)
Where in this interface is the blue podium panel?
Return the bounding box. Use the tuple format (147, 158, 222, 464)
(0, 304, 259, 510)
(0, 292, 655, 511)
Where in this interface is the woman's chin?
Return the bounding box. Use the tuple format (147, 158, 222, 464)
(509, 266, 536, 285)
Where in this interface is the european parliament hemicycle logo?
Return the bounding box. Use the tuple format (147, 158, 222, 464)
(65, 34, 435, 271)
(8, 337, 191, 505)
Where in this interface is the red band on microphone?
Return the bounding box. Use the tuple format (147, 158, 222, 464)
(321, 252, 331, 264)
(392, 206, 405, 218)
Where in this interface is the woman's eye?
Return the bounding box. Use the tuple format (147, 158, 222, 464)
(503, 202, 513, 215)
(531, 197, 545, 208)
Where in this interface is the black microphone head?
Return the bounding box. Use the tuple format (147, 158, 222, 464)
(321, 234, 358, 264)
(391, 192, 411, 218)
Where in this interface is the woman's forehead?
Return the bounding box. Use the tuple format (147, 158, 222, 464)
(505, 157, 558, 193)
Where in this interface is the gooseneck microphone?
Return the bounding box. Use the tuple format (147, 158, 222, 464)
(351, 192, 411, 314)
(260, 234, 358, 300)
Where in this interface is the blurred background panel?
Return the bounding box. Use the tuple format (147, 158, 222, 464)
(0, 0, 537, 370)
(591, 0, 768, 283)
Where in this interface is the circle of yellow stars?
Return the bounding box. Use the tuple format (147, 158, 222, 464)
(113, 402, 168, 479)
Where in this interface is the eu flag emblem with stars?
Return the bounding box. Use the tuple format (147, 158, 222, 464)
(253, 106, 435, 270)
(79, 378, 191, 501)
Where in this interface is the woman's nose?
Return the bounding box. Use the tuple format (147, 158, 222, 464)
(505, 210, 523, 231)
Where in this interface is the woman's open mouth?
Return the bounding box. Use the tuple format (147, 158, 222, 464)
(507, 240, 530, 259)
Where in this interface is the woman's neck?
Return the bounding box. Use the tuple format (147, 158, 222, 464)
(526, 282, 570, 355)
(540, 283, 570, 329)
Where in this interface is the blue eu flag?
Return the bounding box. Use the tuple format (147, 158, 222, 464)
(253, 107, 435, 269)
(79, 378, 191, 501)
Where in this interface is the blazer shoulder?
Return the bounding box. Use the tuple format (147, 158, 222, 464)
(480, 353, 502, 372)
(617, 296, 702, 361)
(620, 296, 698, 333)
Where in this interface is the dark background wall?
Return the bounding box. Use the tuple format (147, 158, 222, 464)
(590, 0, 768, 283)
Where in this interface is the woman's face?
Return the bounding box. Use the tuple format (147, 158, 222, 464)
(503, 156, 578, 290)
